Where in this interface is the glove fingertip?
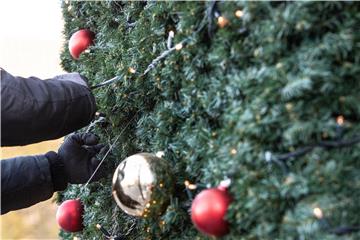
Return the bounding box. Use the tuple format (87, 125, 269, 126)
(83, 133, 99, 145)
(93, 143, 106, 153)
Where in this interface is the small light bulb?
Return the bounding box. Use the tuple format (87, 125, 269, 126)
(276, 62, 283, 69)
(184, 180, 190, 187)
(175, 43, 183, 50)
(128, 67, 136, 74)
(159, 183, 164, 188)
(230, 148, 237, 155)
(169, 30, 175, 38)
(146, 203, 151, 208)
(188, 184, 197, 190)
(313, 207, 323, 219)
(336, 115, 344, 125)
(219, 179, 232, 189)
(217, 16, 229, 28)
(265, 151, 272, 162)
(235, 10, 244, 18)
(156, 151, 165, 158)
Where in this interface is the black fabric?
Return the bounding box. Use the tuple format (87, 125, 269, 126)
(1, 155, 54, 215)
(0, 69, 98, 214)
(0, 68, 96, 146)
(58, 133, 106, 184)
(46, 151, 68, 191)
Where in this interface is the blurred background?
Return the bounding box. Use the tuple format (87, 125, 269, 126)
(1, 0, 65, 238)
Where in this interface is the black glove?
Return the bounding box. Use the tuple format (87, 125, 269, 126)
(46, 133, 106, 191)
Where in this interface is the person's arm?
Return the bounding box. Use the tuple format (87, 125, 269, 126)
(1, 154, 57, 214)
(1, 133, 105, 215)
(0, 68, 96, 146)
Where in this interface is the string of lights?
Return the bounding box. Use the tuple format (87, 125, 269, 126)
(266, 135, 360, 163)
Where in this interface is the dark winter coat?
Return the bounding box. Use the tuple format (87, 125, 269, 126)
(1, 68, 96, 214)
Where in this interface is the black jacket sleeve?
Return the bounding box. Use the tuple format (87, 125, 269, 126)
(0, 68, 96, 146)
(1, 154, 52, 214)
(1, 152, 69, 215)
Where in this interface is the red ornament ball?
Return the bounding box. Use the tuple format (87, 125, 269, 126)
(191, 186, 232, 237)
(56, 199, 84, 232)
(68, 29, 95, 59)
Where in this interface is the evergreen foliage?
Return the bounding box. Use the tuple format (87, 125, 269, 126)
(60, 1, 360, 239)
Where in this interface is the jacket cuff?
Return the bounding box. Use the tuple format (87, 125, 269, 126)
(45, 151, 68, 191)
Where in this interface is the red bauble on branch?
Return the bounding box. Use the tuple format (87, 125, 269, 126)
(191, 184, 232, 237)
(56, 199, 84, 232)
(68, 29, 95, 59)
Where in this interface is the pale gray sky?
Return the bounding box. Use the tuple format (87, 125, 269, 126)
(0, 0, 65, 78)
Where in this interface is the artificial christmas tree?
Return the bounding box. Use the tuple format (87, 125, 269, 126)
(59, 1, 360, 239)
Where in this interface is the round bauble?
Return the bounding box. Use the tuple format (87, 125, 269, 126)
(191, 186, 232, 237)
(56, 199, 84, 232)
(112, 153, 174, 218)
(68, 29, 95, 59)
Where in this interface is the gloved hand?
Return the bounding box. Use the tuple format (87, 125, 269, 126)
(53, 72, 89, 88)
(59, 133, 106, 184)
(46, 133, 107, 191)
